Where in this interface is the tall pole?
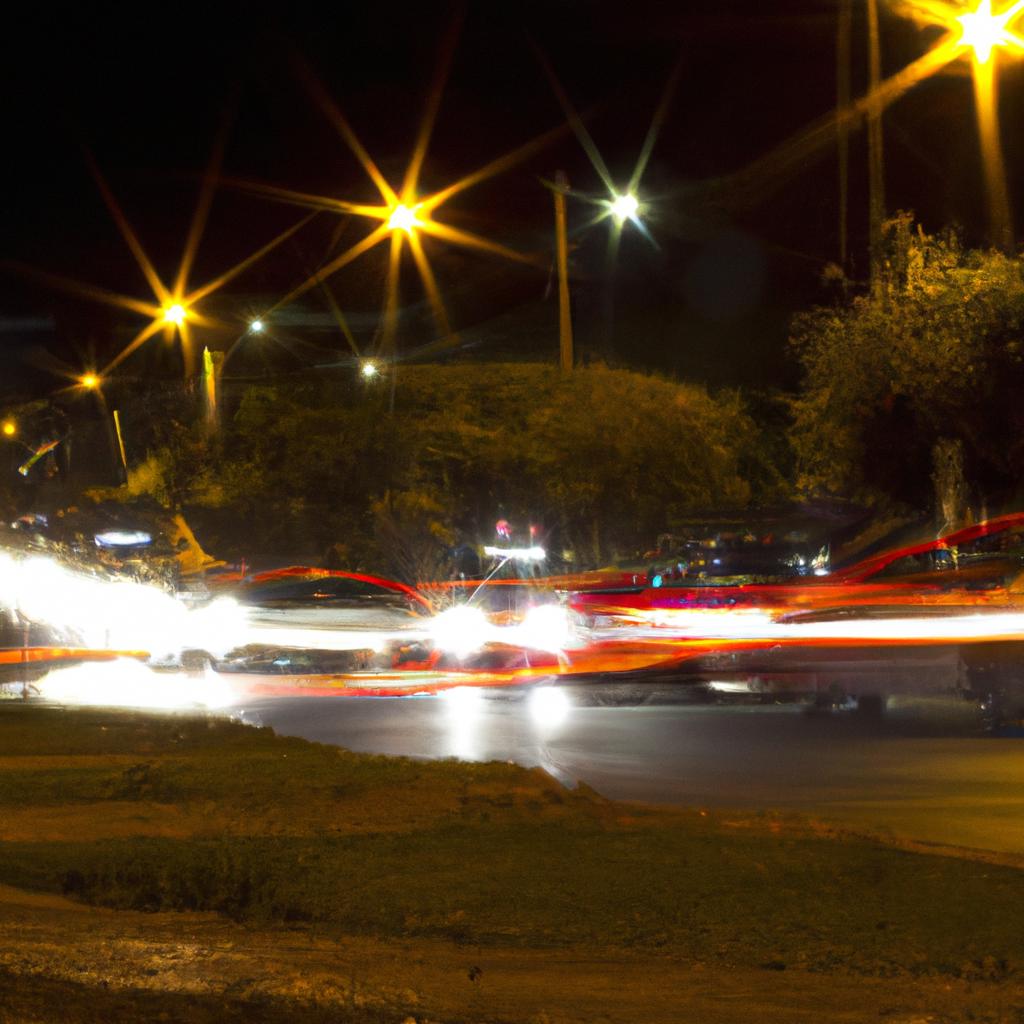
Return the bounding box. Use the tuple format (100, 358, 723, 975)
(554, 170, 574, 371)
(837, 0, 853, 281)
(867, 0, 886, 292)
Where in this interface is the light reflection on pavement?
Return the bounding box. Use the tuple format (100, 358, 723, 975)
(235, 690, 1024, 856)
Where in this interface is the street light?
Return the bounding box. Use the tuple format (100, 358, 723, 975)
(162, 303, 188, 327)
(79, 373, 100, 389)
(361, 360, 379, 379)
(893, 0, 1024, 249)
(609, 192, 640, 225)
(956, 0, 1024, 62)
(2, 420, 15, 437)
(387, 204, 419, 233)
(249, 319, 264, 333)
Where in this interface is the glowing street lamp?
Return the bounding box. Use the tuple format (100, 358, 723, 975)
(609, 192, 640, 225)
(162, 303, 188, 327)
(956, 0, 1024, 62)
(360, 360, 379, 379)
(894, 0, 1024, 249)
(387, 204, 420, 233)
(249, 319, 264, 334)
(2, 420, 15, 437)
(78, 373, 100, 389)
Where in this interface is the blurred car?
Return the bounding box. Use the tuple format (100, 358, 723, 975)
(567, 513, 1024, 723)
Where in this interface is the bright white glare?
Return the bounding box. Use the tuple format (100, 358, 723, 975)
(429, 604, 490, 658)
(388, 204, 417, 232)
(529, 686, 571, 729)
(162, 304, 187, 327)
(361, 360, 378, 379)
(0, 550, 246, 658)
(609, 603, 1024, 647)
(440, 686, 485, 761)
(483, 545, 546, 561)
(516, 604, 572, 653)
(956, 0, 1018, 63)
(610, 192, 640, 224)
(249, 319, 264, 333)
(35, 659, 235, 711)
(94, 530, 152, 547)
(441, 685, 484, 722)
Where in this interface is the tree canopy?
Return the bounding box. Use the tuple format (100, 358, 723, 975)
(131, 363, 780, 579)
(790, 216, 1024, 508)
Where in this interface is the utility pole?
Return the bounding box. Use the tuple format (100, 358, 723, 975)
(867, 0, 886, 292)
(554, 170, 574, 371)
(837, 0, 853, 283)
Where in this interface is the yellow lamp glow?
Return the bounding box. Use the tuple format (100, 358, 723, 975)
(162, 303, 187, 326)
(79, 373, 100, 389)
(361, 360, 379, 378)
(610, 192, 640, 223)
(957, 0, 1022, 63)
(388, 204, 418, 232)
(2, 420, 15, 437)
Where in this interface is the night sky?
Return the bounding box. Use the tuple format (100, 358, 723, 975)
(3, 0, 1023, 399)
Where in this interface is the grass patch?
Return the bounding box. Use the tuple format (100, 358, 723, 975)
(2, 704, 1023, 980)
(4, 825, 1023, 977)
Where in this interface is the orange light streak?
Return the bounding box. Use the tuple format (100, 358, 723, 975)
(1, 263, 161, 320)
(295, 60, 399, 207)
(270, 222, 391, 313)
(185, 213, 316, 306)
(419, 220, 537, 264)
(174, 120, 229, 299)
(85, 153, 170, 306)
(401, 13, 462, 202)
(723, 38, 963, 208)
(407, 229, 454, 341)
(381, 229, 405, 354)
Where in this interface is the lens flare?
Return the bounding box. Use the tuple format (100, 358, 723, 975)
(388, 204, 419, 232)
(610, 192, 639, 224)
(162, 303, 187, 326)
(516, 604, 572, 653)
(36, 659, 235, 711)
(430, 604, 490, 658)
(529, 686, 571, 729)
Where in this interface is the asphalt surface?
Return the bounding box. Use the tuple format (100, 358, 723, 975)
(236, 688, 1024, 856)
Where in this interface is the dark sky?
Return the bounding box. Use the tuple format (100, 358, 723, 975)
(3, 0, 1023, 397)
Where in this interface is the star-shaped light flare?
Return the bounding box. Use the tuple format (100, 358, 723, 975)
(4, 139, 313, 379)
(238, 36, 568, 356)
(894, 0, 1024, 248)
(536, 50, 682, 255)
(902, 0, 1024, 62)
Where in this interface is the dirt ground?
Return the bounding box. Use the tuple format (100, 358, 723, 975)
(3, 883, 1024, 1024)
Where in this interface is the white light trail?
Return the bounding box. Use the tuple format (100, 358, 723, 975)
(602, 605, 1024, 646)
(35, 659, 236, 711)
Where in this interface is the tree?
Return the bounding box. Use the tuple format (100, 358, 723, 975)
(790, 216, 1024, 510)
(113, 364, 780, 576)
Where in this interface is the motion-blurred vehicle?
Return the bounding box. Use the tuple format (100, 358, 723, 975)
(568, 513, 1024, 724)
(204, 567, 434, 675)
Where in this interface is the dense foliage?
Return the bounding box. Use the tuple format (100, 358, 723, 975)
(790, 217, 1024, 508)
(127, 364, 780, 577)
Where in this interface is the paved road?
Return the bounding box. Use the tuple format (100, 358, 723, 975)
(235, 687, 1024, 856)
